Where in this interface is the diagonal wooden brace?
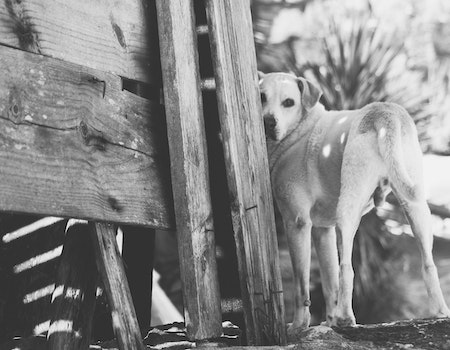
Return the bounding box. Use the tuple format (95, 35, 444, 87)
(89, 222, 146, 350)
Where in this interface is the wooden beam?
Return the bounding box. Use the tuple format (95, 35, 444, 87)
(0, 0, 160, 83)
(156, 0, 222, 341)
(90, 222, 145, 350)
(48, 222, 97, 350)
(205, 0, 286, 345)
(0, 44, 174, 229)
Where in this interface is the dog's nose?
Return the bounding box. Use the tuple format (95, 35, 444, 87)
(264, 115, 276, 131)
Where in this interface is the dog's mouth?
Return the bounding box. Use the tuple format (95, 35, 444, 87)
(264, 117, 278, 140)
(265, 128, 278, 140)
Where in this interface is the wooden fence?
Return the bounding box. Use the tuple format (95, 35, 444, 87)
(0, 0, 286, 348)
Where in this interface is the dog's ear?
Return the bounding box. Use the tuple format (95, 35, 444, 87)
(297, 77, 322, 110)
(258, 71, 266, 81)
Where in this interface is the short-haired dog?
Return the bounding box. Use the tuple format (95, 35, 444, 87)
(258, 72, 450, 333)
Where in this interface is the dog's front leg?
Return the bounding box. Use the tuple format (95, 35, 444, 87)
(285, 216, 312, 334)
(312, 226, 339, 326)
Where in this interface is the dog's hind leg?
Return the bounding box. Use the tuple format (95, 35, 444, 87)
(312, 226, 339, 326)
(387, 130, 450, 318)
(395, 190, 450, 317)
(333, 141, 381, 327)
(333, 214, 360, 327)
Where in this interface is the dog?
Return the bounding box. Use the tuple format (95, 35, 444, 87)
(258, 72, 450, 332)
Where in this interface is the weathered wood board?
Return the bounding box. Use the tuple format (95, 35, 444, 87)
(205, 0, 286, 345)
(156, 0, 222, 341)
(0, 44, 174, 228)
(0, 0, 160, 83)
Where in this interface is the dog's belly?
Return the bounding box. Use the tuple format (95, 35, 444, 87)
(310, 196, 339, 226)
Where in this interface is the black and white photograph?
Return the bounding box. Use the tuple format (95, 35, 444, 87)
(0, 0, 450, 349)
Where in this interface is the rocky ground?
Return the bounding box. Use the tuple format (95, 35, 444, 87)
(3, 318, 450, 350)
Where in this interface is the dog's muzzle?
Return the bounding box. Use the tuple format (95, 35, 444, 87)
(264, 115, 277, 140)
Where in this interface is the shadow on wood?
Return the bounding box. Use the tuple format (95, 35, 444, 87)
(48, 222, 97, 350)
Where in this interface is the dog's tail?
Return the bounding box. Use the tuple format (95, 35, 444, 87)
(375, 112, 417, 200)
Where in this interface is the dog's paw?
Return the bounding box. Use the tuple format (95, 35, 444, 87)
(320, 314, 334, 327)
(331, 315, 356, 328)
(436, 307, 450, 318)
(287, 322, 309, 342)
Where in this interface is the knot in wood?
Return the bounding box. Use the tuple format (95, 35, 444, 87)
(79, 121, 89, 139)
(11, 104, 19, 115)
(8, 103, 22, 123)
(303, 299, 311, 307)
(78, 121, 106, 151)
(7, 87, 23, 123)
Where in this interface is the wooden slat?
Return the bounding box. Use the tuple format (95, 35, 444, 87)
(205, 0, 286, 345)
(48, 223, 97, 350)
(90, 222, 145, 350)
(0, 0, 160, 83)
(155, 0, 222, 341)
(0, 44, 174, 229)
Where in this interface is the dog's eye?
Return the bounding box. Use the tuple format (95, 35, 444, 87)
(282, 98, 295, 108)
(261, 93, 267, 104)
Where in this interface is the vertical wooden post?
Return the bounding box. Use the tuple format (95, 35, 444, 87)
(48, 222, 97, 350)
(89, 222, 145, 350)
(122, 225, 155, 335)
(205, 0, 287, 345)
(155, 0, 222, 341)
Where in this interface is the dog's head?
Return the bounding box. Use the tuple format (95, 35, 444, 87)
(259, 72, 322, 141)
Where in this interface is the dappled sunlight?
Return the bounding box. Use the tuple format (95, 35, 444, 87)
(338, 116, 348, 124)
(2, 217, 64, 243)
(33, 320, 50, 336)
(13, 245, 63, 274)
(48, 320, 75, 337)
(23, 284, 55, 304)
(322, 144, 331, 158)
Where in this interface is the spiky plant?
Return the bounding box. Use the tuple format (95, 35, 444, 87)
(300, 18, 433, 125)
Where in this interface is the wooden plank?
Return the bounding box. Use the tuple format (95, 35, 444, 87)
(122, 225, 155, 334)
(90, 222, 145, 350)
(0, 0, 160, 83)
(205, 0, 286, 345)
(0, 44, 174, 229)
(48, 222, 97, 350)
(155, 0, 222, 341)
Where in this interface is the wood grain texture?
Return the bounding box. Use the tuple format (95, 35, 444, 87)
(0, 0, 160, 83)
(48, 223, 97, 350)
(90, 222, 145, 350)
(156, 0, 222, 341)
(205, 0, 287, 345)
(0, 44, 174, 229)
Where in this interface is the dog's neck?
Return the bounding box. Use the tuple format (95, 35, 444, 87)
(267, 104, 325, 173)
